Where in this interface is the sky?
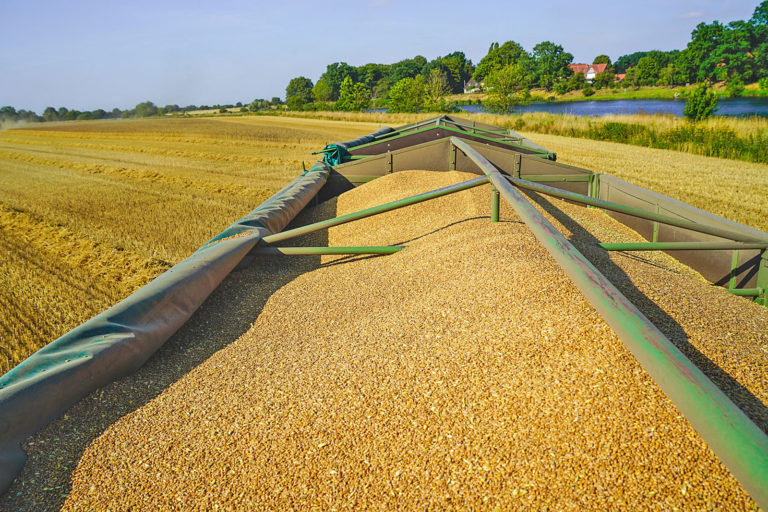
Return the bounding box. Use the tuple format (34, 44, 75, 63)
(0, 0, 761, 113)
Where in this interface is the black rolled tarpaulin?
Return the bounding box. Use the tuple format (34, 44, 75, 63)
(0, 161, 331, 494)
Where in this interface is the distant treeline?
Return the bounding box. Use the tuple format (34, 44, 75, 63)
(284, 1, 768, 113)
(0, 97, 283, 125)
(3, 2, 767, 122)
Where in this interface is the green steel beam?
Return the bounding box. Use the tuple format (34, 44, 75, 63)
(252, 246, 403, 256)
(727, 287, 763, 297)
(524, 174, 592, 183)
(756, 253, 768, 306)
(374, 117, 446, 139)
(263, 175, 490, 244)
(598, 242, 768, 251)
(442, 119, 520, 142)
(327, 175, 380, 184)
(350, 124, 549, 158)
(506, 175, 768, 244)
(450, 136, 768, 509)
(729, 250, 740, 290)
(491, 187, 500, 223)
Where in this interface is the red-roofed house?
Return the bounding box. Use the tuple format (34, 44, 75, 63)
(569, 63, 609, 82)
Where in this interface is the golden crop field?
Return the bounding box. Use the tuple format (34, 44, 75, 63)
(1, 113, 767, 376)
(518, 131, 768, 233)
(0, 116, 379, 374)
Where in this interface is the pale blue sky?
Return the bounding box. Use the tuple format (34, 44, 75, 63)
(0, 0, 760, 112)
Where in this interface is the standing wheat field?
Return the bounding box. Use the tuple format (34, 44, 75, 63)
(0, 116, 379, 374)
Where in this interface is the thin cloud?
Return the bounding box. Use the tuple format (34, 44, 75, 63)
(678, 11, 705, 20)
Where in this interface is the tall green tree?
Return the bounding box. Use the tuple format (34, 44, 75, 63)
(134, 101, 158, 118)
(683, 84, 719, 121)
(318, 62, 357, 100)
(285, 76, 314, 110)
(423, 51, 474, 93)
(592, 70, 616, 89)
(657, 64, 685, 86)
(312, 79, 333, 103)
(473, 41, 530, 81)
(593, 54, 612, 66)
(42, 107, 58, 122)
(425, 68, 450, 108)
(752, 1, 768, 78)
(634, 56, 660, 85)
(484, 63, 530, 114)
(356, 63, 388, 88)
(388, 76, 427, 112)
(532, 41, 573, 90)
(389, 56, 428, 83)
(335, 77, 370, 111)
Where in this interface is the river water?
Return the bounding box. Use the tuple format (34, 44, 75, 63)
(457, 97, 768, 117)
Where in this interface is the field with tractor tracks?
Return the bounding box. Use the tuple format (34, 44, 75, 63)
(1, 114, 768, 509)
(1, 113, 767, 376)
(0, 116, 379, 373)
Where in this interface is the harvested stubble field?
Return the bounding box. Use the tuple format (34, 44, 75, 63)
(517, 131, 768, 234)
(4, 171, 766, 510)
(0, 116, 379, 373)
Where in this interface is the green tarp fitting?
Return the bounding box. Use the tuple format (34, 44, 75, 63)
(0, 161, 331, 494)
(320, 126, 395, 166)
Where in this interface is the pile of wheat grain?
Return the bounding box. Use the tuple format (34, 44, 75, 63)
(6, 170, 766, 510)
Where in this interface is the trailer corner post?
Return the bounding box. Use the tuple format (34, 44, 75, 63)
(756, 252, 768, 306)
(491, 187, 500, 223)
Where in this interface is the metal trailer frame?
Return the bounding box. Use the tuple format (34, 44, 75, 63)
(315, 115, 556, 166)
(1, 115, 767, 507)
(318, 126, 768, 302)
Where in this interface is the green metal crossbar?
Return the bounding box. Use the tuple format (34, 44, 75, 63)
(728, 287, 763, 297)
(599, 242, 768, 251)
(506, 175, 768, 244)
(351, 124, 550, 159)
(252, 246, 403, 256)
(373, 116, 520, 144)
(262, 175, 490, 244)
(450, 136, 768, 509)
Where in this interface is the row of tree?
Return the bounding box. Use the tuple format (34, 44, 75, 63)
(285, 1, 768, 113)
(3, 2, 765, 122)
(0, 98, 284, 125)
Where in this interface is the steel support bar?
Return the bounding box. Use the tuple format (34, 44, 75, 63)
(252, 246, 403, 256)
(505, 175, 768, 244)
(443, 119, 521, 142)
(599, 242, 768, 251)
(373, 116, 446, 139)
(524, 174, 592, 183)
(491, 188, 500, 223)
(263, 175, 490, 244)
(450, 136, 768, 509)
(727, 287, 763, 297)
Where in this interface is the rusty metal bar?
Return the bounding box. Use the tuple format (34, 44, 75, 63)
(450, 136, 768, 509)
